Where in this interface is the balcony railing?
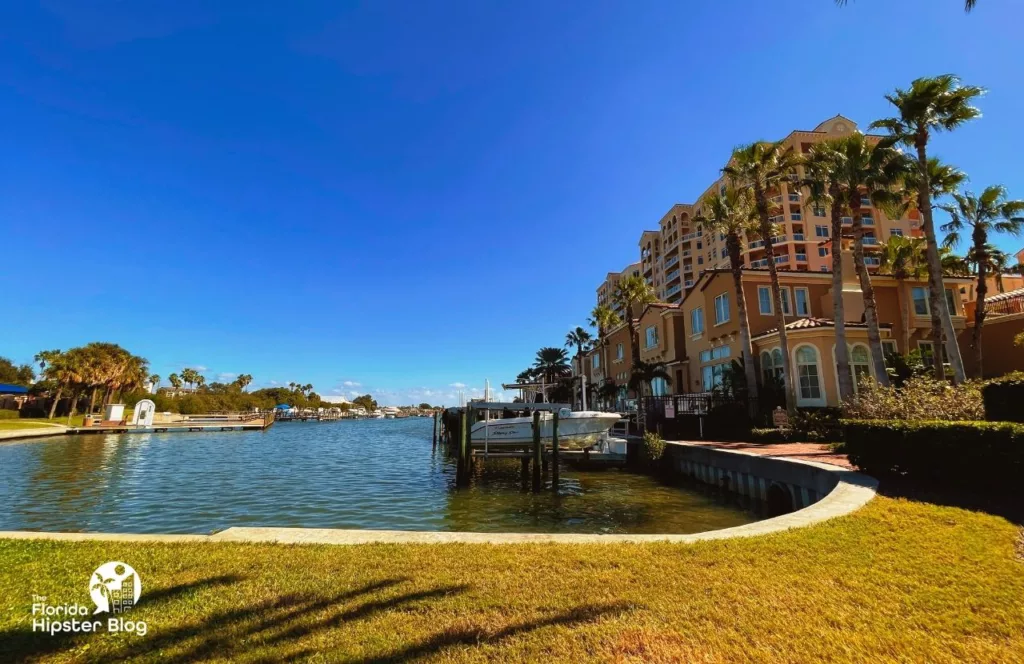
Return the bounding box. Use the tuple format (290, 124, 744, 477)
(769, 215, 784, 224)
(749, 239, 765, 250)
(795, 253, 808, 262)
(862, 217, 874, 226)
(665, 284, 682, 297)
(684, 279, 694, 288)
(864, 256, 881, 266)
(682, 249, 691, 257)
(841, 216, 853, 224)
(770, 195, 783, 204)
(664, 255, 679, 269)
(750, 258, 769, 268)
(683, 264, 694, 273)
(862, 237, 879, 246)
(790, 213, 802, 221)
(682, 230, 703, 241)
(788, 193, 801, 202)
(774, 255, 789, 264)
(792, 232, 806, 241)
(666, 270, 680, 282)
(771, 234, 787, 243)
(861, 197, 871, 207)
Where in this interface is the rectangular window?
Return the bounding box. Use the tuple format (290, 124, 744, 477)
(758, 286, 772, 315)
(945, 288, 958, 315)
(645, 325, 659, 349)
(890, 228, 904, 237)
(711, 345, 731, 360)
(592, 354, 600, 369)
(691, 307, 705, 335)
(616, 343, 624, 361)
(815, 225, 829, 238)
(818, 247, 829, 257)
(714, 293, 730, 324)
(698, 256, 704, 265)
(794, 288, 810, 316)
(820, 265, 829, 272)
(699, 350, 712, 363)
(881, 340, 898, 367)
(780, 288, 792, 315)
(918, 340, 934, 366)
(701, 365, 714, 391)
(813, 206, 826, 217)
(912, 287, 929, 316)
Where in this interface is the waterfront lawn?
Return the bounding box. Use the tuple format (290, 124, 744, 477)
(2, 491, 1022, 663)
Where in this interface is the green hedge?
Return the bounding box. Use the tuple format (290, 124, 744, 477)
(982, 372, 1024, 423)
(842, 419, 1024, 490)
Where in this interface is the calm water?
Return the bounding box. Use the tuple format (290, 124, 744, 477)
(0, 418, 758, 535)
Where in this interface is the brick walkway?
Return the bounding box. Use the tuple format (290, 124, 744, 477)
(678, 441, 853, 469)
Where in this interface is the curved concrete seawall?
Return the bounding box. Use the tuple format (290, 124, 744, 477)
(0, 443, 877, 545)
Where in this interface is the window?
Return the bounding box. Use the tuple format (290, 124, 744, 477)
(813, 206, 826, 217)
(714, 293, 730, 324)
(691, 307, 705, 335)
(890, 228, 904, 237)
(700, 350, 712, 363)
(818, 247, 829, 257)
(697, 242, 703, 250)
(820, 265, 829, 272)
(758, 286, 772, 315)
(794, 288, 810, 316)
(911, 287, 929, 316)
(771, 349, 784, 378)
(698, 256, 704, 265)
(712, 345, 731, 360)
(881, 340, 898, 368)
(651, 377, 669, 396)
(592, 354, 600, 369)
(795, 346, 823, 404)
(760, 351, 774, 383)
(701, 363, 728, 392)
(945, 288, 958, 315)
(815, 225, 829, 238)
(918, 340, 934, 366)
(848, 344, 872, 393)
(780, 288, 792, 315)
(645, 325, 659, 349)
(616, 343, 624, 361)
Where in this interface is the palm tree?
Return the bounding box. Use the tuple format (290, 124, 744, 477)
(801, 143, 855, 401)
(564, 326, 592, 387)
(830, 134, 908, 387)
(880, 235, 928, 354)
(940, 186, 1024, 376)
(695, 185, 760, 410)
(723, 141, 802, 414)
(34, 349, 61, 376)
(168, 373, 182, 390)
(940, 246, 971, 276)
(836, 0, 977, 11)
(588, 304, 621, 385)
(627, 361, 672, 398)
(533, 347, 571, 385)
(235, 374, 253, 391)
(612, 274, 655, 394)
(44, 350, 84, 420)
(871, 74, 985, 382)
(148, 374, 160, 390)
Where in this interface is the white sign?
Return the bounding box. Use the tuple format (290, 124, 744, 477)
(664, 400, 676, 419)
(772, 407, 789, 428)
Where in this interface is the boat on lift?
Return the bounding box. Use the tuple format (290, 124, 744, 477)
(469, 408, 620, 449)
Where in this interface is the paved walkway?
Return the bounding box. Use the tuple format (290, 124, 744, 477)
(679, 441, 853, 469)
(0, 424, 68, 443)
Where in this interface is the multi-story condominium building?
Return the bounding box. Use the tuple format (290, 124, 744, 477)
(679, 247, 972, 407)
(629, 115, 924, 306)
(596, 261, 641, 319)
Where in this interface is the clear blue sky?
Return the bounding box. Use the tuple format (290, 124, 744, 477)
(2, 0, 1022, 405)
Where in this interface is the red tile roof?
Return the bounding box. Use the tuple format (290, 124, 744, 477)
(752, 317, 892, 340)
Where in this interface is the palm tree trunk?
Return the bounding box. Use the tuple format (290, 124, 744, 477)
(897, 280, 911, 354)
(756, 187, 797, 415)
(916, 138, 966, 383)
(972, 228, 988, 378)
(88, 387, 99, 414)
(48, 384, 64, 420)
(727, 234, 759, 416)
(851, 213, 891, 387)
(627, 315, 641, 397)
(831, 190, 854, 401)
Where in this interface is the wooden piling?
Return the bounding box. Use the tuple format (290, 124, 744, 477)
(432, 411, 438, 450)
(532, 411, 542, 492)
(551, 410, 560, 488)
(458, 409, 469, 487)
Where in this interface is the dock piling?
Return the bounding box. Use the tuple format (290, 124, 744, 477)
(431, 411, 438, 450)
(458, 409, 469, 487)
(531, 411, 542, 492)
(552, 411, 560, 488)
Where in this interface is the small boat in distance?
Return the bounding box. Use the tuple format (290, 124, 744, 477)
(470, 409, 620, 449)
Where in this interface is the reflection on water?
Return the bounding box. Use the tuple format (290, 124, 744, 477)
(0, 419, 758, 535)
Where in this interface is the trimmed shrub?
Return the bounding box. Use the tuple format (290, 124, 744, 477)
(842, 419, 1024, 491)
(749, 428, 791, 444)
(842, 375, 984, 422)
(982, 371, 1024, 423)
(642, 431, 666, 462)
(0, 409, 19, 420)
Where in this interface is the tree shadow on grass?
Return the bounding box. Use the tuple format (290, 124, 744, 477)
(0, 573, 243, 663)
(876, 475, 1024, 526)
(357, 600, 638, 664)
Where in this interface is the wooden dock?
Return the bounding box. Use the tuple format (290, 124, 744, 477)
(68, 413, 275, 435)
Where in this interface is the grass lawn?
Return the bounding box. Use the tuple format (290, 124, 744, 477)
(0, 421, 64, 431)
(0, 416, 85, 429)
(2, 489, 1022, 663)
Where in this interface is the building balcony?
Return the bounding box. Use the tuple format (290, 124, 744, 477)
(749, 239, 765, 250)
(788, 193, 801, 202)
(841, 216, 853, 224)
(864, 256, 881, 266)
(862, 217, 874, 226)
(684, 279, 694, 288)
(770, 195, 783, 204)
(774, 255, 789, 264)
(750, 258, 769, 268)
(861, 197, 871, 207)
(792, 232, 806, 241)
(790, 213, 802, 221)
(666, 270, 681, 283)
(795, 253, 808, 262)
(862, 237, 879, 246)
(665, 284, 682, 297)
(769, 215, 784, 224)
(664, 255, 679, 269)
(682, 249, 691, 257)
(683, 264, 694, 273)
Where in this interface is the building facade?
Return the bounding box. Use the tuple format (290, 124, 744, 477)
(596, 261, 641, 320)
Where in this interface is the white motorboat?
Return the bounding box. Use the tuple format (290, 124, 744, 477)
(470, 409, 621, 449)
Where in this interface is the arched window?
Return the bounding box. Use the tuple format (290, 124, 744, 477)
(771, 349, 784, 380)
(795, 345, 823, 406)
(760, 351, 773, 383)
(651, 377, 669, 396)
(849, 344, 871, 393)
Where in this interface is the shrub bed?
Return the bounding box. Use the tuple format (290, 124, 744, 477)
(982, 371, 1024, 423)
(842, 419, 1024, 491)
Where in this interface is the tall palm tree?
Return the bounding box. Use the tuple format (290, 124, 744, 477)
(836, 0, 977, 11)
(880, 235, 928, 354)
(588, 304, 621, 384)
(235, 374, 253, 391)
(985, 247, 1011, 293)
(533, 347, 571, 385)
(627, 361, 672, 398)
(168, 373, 182, 389)
(940, 246, 971, 276)
(564, 326, 592, 378)
(801, 143, 854, 401)
(940, 186, 1024, 376)
(612, 274, 655, 394)
(34, 349, 61, 376)
(829, 134, 908, 387)
(695, 185, 760, 410)
(44, 350, 83, 420)
(723, 141, 802, 414)
(871, 74, 985, 382)
(148, 374, 160, 390)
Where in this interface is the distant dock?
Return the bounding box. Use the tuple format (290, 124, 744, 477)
(67, 412, 275, 436)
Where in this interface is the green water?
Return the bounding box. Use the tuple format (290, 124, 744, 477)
(0, 418, 758, 535)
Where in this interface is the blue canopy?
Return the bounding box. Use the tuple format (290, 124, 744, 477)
(0, 383, 29, 395)
(275, 404, 292, 410)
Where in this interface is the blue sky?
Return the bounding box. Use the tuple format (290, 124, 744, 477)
(2, 0, 1022, 405)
